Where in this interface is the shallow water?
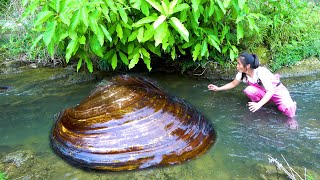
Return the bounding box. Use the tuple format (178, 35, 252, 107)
(0, 68, 319, 179)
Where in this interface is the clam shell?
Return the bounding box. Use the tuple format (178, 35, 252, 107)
(50, 75, 216, 171)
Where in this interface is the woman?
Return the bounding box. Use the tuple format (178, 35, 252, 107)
(208, 52, 296, 118)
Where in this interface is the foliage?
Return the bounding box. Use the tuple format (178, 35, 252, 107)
(0, 171, 7, 180)
(22, 0, 260, 72)
(0, 0, 51, 63)
(243, 0, 320, 71)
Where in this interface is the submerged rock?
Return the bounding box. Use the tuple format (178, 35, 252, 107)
(50, 75, 216, 171)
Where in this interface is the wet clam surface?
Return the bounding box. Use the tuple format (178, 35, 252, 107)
(50, 75, 216, 171)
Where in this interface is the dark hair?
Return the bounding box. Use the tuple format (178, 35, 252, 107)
(239, 52, 260, 69)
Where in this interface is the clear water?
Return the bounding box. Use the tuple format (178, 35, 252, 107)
(0, 68, 319, 179)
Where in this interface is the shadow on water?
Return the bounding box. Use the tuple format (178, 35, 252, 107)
(0, 70, 319, 179)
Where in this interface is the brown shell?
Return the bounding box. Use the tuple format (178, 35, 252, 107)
(50, 75, 216, 171)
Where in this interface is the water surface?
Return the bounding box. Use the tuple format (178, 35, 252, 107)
(0, 68, 319, 179)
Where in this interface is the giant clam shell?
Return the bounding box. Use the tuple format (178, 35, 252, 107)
(50, 75, 216, 171)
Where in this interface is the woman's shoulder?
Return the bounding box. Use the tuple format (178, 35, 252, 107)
(257, 66, 273, 77)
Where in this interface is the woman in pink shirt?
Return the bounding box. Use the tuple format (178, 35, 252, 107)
(208, 52, 297, 119)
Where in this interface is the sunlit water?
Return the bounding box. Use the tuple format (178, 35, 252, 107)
(0, 68, 319, 179)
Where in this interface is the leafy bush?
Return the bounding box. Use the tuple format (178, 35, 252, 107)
(242, 0, 320, 71)
(22, 0, 260, 72)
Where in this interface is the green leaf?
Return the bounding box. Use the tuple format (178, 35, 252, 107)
(173, 4, 190, 14)
(59, 13, 70, 25)
(238, 0, 246, 9)
(111, 53, 117, 70)
(100, 24, 112, 42)
(48, 41, 55, 57)
(142, 24, 154, 42)
(208, 0, 215, 17)
(137, 27, 144, 42)
(119, 51, 129, 65)
(128, 42, 135, 54)
(141, 1, 150, 16)
(88, 11, 99, 34)
(34, 11, 54, 26)
(201, 40, 208, 57)
(22, 0, 29, 6)
(43, 21, 57, 46)
(70, 10, 81, 31)
(169, 0, 178, 14)
(153, 15, 167, 29)
(133, 15, 158, 27)
(169, 17, 189, 42)
(77, 58, 83, 72)
(66, 39, 79, 63)
(106, 0, 117, 13)
(191, 0, 200, 12)
(116, 24, 123, 39)
(117, 4, 128, 24)
(140, 48, 150, 59)
(236, 24, 244, 43)
(96, 26, 105, 46)
(208, 35, 221, 52)
(143, 56, 152, 71)
(30, 34, 44, 50)
(154, 22, 168, 46)
(145, 0, 164, 14)
(85, 58, 93, 73)
(128, 30, 139, 42)
(216, 0, 226, 14)
(104, 49, 116, 60)
(171, 47, 176, 60)
(128, 53, 140, 69)
(81, 7, 89, 27)
(90, 35, 104, 57)
(79, 35, 86, 44)
(192, 43, 201, 61)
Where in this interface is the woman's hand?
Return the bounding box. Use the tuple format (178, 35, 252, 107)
(248, 102, 263, 112)
(208, 84, 219, 91)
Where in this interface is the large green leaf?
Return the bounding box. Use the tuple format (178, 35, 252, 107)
(34, 11, 54, 26)
(137, 27, 144, 42)
(84, 57, 93, 73)
(77, 58, 83, 72)
(192, 43, 201, 61)
(106, 0, 117, 13)
(70, 10, 81, 31)
(117, 4, 128, 23)
(66, 39, 79, 62)
(153, 15, 167, 29)
(30, 34, 44, 50)
(173, 3, 190, 14)
(81, 6, 89, 27)
(43, 21, 57, 46)
(128, 30, 139, 42)
(238, 0, 246, 9)
(116, 24, 123, 39)
(111, 53, 118, 70)
(169, 17, 189, 42)
(128, 53, 140, 69)
(141, 1, 150, 16)
(119, 51, 129, 65)
(154, 22, 168, 46)
(236, 24, 244, 43)
(100, 24, 112, 42)
(201, 40, 208, 57)
(90, 35, 104, 57)
(133, 15, 158, 27)
(145, 0, 164, 14)
(143, 56, 152, 71)
(142, 24, 154, 42)
(59, 13, 70, 25)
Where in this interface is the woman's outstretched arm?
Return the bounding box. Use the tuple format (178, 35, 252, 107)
(208, 79, 241, 91)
